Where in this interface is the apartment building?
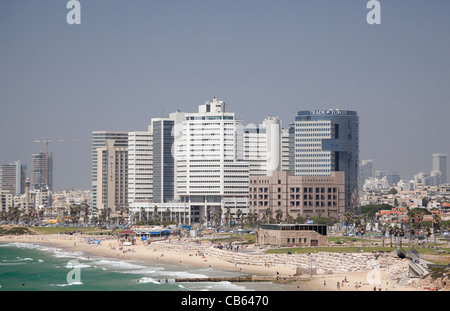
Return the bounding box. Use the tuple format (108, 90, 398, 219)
(0, 160, 27, 195)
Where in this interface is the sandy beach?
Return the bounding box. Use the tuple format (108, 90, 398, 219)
(0, 233, 432, 291)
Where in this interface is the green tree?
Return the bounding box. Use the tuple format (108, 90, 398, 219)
(422, 197, 430, 208)
(389, 188, 398, 195)
(361, 204, 394, 219)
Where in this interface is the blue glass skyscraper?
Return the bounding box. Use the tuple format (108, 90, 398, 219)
(294, 109, 359, 212)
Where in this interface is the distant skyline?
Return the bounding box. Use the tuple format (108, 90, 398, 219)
(1, 1, 449, 191)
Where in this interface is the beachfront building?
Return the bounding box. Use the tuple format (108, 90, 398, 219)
(92, 131, 129, 212)
(256, 224, 328, 247)
(94, 138, 128, 217)
(128, 112, 188, 223)
(151, 118, 176, 203)
(176, 98, 249, 224)
(128, 130, 153, 204)
(129, 99, 250, 225)
(128, 201, 190, 225)
(294, 109, 359, 212)
(249, 170, 345, 221)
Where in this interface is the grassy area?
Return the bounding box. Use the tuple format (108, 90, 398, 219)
(0, 225, 111, 236)
(32, 227, 113, 235)
(208, 233, 256, 245)
(0, 226, 35, 236)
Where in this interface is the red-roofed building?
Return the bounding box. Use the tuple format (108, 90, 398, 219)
(376, 207, 407, 223)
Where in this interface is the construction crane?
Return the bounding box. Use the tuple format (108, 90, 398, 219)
(32, 138, 77, 189)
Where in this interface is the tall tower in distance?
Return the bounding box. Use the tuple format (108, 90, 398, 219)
(432, 153, 447, 185)
(25, 177, 30, 214)
(32, 152, 53, 191)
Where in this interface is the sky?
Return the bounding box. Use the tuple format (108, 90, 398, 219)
(1, 0, 449, 191)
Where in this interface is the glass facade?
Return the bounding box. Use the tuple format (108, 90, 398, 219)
(153, 119, 174, 203)
(294, 110, 359, 211)
(32, 152, 53, 191)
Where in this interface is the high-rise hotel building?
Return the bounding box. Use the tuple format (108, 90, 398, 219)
(176, 98, 249, 222)
(128, 130, 153, 204)
(92, 131, 128, 214)
(294, 109, 359, 211)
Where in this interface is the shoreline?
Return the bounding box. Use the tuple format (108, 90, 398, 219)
(0, 234, 430, 291)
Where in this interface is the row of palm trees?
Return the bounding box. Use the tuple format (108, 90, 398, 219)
(344, 209, 446, 251)
(206, 207, 338, 229)
(0, 204, 129, 227)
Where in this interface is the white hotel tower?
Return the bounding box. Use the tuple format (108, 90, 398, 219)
(128, 130, 153, 204)
(176, 98, 249, 223)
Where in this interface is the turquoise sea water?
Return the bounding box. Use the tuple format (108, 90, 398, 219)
(0, 242, 260, 291)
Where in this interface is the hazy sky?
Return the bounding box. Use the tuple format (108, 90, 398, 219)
(1, 1, 449, 191)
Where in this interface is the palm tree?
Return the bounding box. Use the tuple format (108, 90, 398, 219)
(246, 212, 257, 228)
(358, 223, 366, 247)
(153, 205, 158, 223)
(275, 209, 283, 223)
(344, 212, 353, 237)
(82, 204, 90, 224)
(163, 208, 170, 223)
(409, 226, 416, 248)
(218, 209, 223, 227)
(389, 226, 395, 247)
(236, 209, 242, 229)
(398, 225, 405, 248)
(425, 227, 432, 247)
(225, 207, 231, 228)
(264, 208, 273, 224)
(285, 214, 295, 224)
(381, 224, 387, 247)
(432, 213, 442, 252)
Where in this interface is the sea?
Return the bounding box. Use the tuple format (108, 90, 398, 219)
(0, 242, 284, 292)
